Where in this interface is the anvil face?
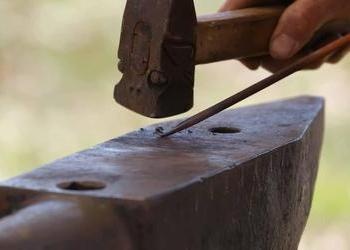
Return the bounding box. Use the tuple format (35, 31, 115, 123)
(0, 96, 324, 250)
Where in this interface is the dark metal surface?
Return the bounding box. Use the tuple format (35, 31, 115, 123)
(0, 96, 324, 250)
(114, 1, 287, 118)
(115, 0, 197, 118)
(0, 195, 134, 250)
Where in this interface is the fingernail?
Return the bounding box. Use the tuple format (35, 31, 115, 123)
(270, 34, 300, 59)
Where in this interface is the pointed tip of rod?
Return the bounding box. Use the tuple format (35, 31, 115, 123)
(158, 129, 177, 138)
(157, 118, 193, 138)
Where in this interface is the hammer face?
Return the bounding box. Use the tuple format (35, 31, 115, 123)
(115, 0, 197, 118)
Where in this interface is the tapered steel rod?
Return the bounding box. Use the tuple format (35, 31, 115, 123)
(162, 33, 350, 137)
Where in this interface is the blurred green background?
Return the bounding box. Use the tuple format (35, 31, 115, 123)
(1, 1, 349, 249)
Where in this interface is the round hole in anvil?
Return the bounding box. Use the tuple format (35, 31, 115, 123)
(209, 127, 241, 134)
(57, 181, 106, 191)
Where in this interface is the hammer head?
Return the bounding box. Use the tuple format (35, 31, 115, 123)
(115, 0, 197, 118)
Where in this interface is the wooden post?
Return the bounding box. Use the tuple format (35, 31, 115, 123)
(0, 96, 324, 250)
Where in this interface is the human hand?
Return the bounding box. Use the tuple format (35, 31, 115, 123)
(220, 0, 350, 72)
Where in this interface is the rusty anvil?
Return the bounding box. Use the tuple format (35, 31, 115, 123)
(0, 96, 324, 250)
(114, 1, 285, 118)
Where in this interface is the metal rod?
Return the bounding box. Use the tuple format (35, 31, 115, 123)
(161, 33, 350, 137)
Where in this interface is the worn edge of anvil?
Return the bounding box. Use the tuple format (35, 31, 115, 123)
(0, 96, 325, 203)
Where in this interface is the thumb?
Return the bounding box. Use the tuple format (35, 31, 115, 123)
(270, 0, 332, 59)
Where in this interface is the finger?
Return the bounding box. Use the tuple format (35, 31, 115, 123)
(259, 56, 295, 72)
(220, 0, 262, 11)
(240, 58, 261, 70)
(303, 59, 325, 70)
(327, 44, 350, 64)
(261, 58, 324, 72)
(270, 0, 334, 60)
(259, 53, 327, 73)
(220, 0, 286, 11)
(219, 0, 245, 12)
(304, 47, 337, 69)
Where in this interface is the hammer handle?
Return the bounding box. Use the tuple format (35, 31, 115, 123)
(195, 6, 285, 64)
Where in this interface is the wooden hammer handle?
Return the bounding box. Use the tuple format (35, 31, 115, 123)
(195, 6, 285, 64)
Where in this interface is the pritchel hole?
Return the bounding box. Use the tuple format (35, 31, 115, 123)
(209, 127, 241, 134)
(57, 181, 106, 191)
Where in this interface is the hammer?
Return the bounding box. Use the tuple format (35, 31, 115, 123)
(115, 0, 284, 118)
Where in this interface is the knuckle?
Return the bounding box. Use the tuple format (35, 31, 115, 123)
(287, 8, 315, 29)
(283, 2, 328, 33)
